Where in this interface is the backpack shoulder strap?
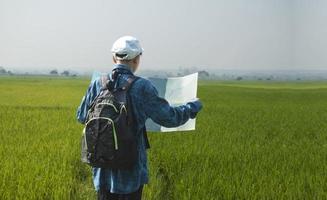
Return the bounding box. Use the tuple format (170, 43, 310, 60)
(100, 74, 110, 89)
(123, 75, 140, 91)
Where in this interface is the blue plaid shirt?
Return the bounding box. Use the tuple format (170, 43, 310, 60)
(76, 64, 193, 194)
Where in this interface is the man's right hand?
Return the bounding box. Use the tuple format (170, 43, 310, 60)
(186, 99, 203, 119)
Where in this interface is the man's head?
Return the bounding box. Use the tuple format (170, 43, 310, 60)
(111, 36, 144, 73)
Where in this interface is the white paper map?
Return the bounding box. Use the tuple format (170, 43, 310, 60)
(145, 72, 199, 132)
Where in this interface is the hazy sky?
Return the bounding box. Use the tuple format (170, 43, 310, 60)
(0, 0, 326, 72)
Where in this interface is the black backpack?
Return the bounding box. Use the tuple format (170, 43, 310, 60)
(81, 72, 149, 169)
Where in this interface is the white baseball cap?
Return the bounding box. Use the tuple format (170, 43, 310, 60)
(111, 36, 144, 60)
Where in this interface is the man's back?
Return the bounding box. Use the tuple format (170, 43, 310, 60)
(77, 36, 202, 200)
(77, 64, 198, 194)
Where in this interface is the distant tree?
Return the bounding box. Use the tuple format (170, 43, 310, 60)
(50, 69, 58, 75)
(236, 76, 243, 81)
(0, 66, 7, 74)
(267, 75, 273, 81)
(7, 70, 13, 75)
(61, 70, 70, 76)
(198, 70, 210, 78)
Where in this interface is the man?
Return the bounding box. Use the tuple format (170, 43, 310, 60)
(76, 36, 203, 200)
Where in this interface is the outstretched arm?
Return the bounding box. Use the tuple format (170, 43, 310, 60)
(142, 80, 202, 128)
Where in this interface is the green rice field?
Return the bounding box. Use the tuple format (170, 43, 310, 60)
(0, 75, 326, 199)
